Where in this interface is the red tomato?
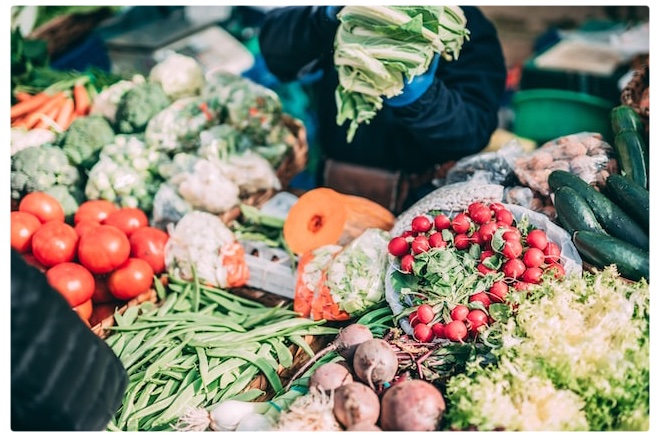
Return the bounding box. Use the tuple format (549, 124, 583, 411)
(103, 207, 149, 237)
(129, 226, 169, 274)
(19, 191, 65, 223)
(91, 274, 116, 303)
(73, 299, 94, 322)
(78, 225, 131, 274)
(523, 247, 546, 268)
(526, 229, 549, 251)
(450, 304, 470, 322)
(411, 215, 433, 233)
(108, 258, 154, 300)
(451, 213, 471, 234)
(11, 211, 41, 253)
(74, 199, 118, 224)
(413, 323, 434, 342)
(74, 219, 101, 237)
(31, 222, 78, 267)
(444, 320, 468, 342)
(388, 236, 410, 257)
(46, 262, 95, 307)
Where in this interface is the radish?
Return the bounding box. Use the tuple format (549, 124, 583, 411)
(411, 215, 433, 233)
(380, 379, 446, 431)
(523, 247, 545, 268)
(352, 339, 399, 390)
(428, 232, 446, 248)
(451, 213, 471, 234)
(333, 382, 381, 428)
(450, 304, 469, 322)
(454, 233, 470, 250)
(526, 228, 549, 250)
(388, 236, 409, 257)
(469, 291, 491, 309)
(411, 235, 430, 254)
(413, 323, 434, 342)
(488, 280, 509, 303)
(466, 309, 489, 333)
(416, 304, 434, 324)
(284, 324, 373, 390)
(434, 214, 451, 230)
(444, 320, 468, 342)
(400, 254, 414, 273)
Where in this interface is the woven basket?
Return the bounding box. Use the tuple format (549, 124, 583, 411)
(220, 113, 308, 224)
(91, 286, 159, 339)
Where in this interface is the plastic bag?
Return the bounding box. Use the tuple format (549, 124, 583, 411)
(513, 131, 615, 197)
(445, 140, 525, 186)
(385, 204, 583, 336)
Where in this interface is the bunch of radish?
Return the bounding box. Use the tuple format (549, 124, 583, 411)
(388, 201, 566, 343)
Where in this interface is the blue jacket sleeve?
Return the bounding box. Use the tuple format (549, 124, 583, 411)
(258, 6, 340, 82)
(391, 6, 507, 161)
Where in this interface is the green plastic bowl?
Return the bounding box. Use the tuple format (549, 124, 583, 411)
(512, 89, 614, 145)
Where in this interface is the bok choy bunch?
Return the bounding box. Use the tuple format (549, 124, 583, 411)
(334, 6, 469, 142)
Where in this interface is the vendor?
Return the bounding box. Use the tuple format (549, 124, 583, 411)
(258, 6, 507, 213)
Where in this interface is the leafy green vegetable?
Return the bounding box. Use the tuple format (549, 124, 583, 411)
(444, 266, 650, 431)
(334, 6, 469, 142)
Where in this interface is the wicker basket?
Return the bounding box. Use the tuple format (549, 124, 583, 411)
(90, 286, 159, 339)
(220, 113, 308, 224)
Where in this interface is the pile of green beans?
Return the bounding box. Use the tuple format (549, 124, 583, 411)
(105, 275, 338, 431)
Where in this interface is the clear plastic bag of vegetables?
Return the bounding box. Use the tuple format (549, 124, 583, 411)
(384, 202, 582, 339)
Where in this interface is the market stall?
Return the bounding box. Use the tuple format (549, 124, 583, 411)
(10, 5, 650, 432)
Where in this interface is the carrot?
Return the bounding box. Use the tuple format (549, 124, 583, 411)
(16, 93, 67, 130)
(35, 102, 64, 130)
(55, 97, 76, 131)
(14, 91, 34, 103)
(73, 82, 91, 116)
(10, 92, 52, 120)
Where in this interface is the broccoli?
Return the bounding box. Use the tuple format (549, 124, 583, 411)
(115, 82, 171, 134)
(58, 115, 115, 169)
(11, 143, 82, 201)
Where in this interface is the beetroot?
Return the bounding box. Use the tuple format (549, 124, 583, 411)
(352, 339, 398, 390)
(380, 379, 446, 431)
(333, 382, 381, 428)
(309, 362, 353, 392)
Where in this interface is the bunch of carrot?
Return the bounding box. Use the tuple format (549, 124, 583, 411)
(10, 81, 91, 132)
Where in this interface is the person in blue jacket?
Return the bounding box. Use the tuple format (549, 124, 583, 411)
(258, 6, 507, 212)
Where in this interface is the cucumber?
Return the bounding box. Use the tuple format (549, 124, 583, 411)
(610, 105, 645, 136)
(613, 130, 648, 189)
(573, 230, 649, 282)
(548, 170, 648, 250)
(553, 186, 606, 235)
(605, 173, 649, 233)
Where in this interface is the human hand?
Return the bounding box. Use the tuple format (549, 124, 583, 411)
(325, 5, 342, 22)
(384, 54, 440, 107)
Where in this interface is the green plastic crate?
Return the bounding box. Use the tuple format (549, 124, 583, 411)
(512, 89, 614, 145)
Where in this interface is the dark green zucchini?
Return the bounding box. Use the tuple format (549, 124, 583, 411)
(613, 130, 648, 189)
(553, 185, 606, 235)
(610, 105, 645, 136)
(573, 230, 649, 282)
(548, 170, 648, 250)
(605, 173, 649, 233)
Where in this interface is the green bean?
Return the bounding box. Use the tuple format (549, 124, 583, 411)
(191, 265, 201, 313)
(268, 338, 294, 369)
(120, 330, 148, 359)
(108, 320, 176, 332)
(117, 380, 144, 429)
(219, 365, 259, 400)
(121, 323, 180, 368)
(153, 379, 177, 404)
(120, 392, 178, 427)
(156, 292, 178, 317)
(150, 379, 204, 427)
(287, 335, 315, 358)
(206, 348, 282, 393)
(134, 382, 157, 411)
(153, 275, 168, 300)
(143, 340, 189, 381)
(116, 305, 141, 327)
(108, 333, 127, 357)
(196, 347, 210, 388)
(126, 345, 169, 376)
(205, 357, 246, 384)
(219, 366, 240, 389)
(139, 314, 246, 332)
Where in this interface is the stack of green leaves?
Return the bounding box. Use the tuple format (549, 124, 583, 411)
(334, 6, 469, 142)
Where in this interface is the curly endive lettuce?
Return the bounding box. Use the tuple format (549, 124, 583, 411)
(444, 266, 649, 431)
(334, 6, 469, 142)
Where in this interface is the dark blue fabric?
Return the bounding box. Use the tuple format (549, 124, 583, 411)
(258, 6, 507, 175)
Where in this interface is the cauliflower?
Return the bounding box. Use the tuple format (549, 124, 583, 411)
(90, 75, 146, 124)
(58, 115, 115, 169)
(149, 52, 205, 100)
(114, 82, 171, 134)
(85, 135, 167, 212)
(11, 127, 57, 156)
(209, 150, 281, 196)
(11, 143, 82, 200)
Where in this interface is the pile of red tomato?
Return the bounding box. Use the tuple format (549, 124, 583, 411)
(388, 201, 566, 344)
(11, 192, 169, 327)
